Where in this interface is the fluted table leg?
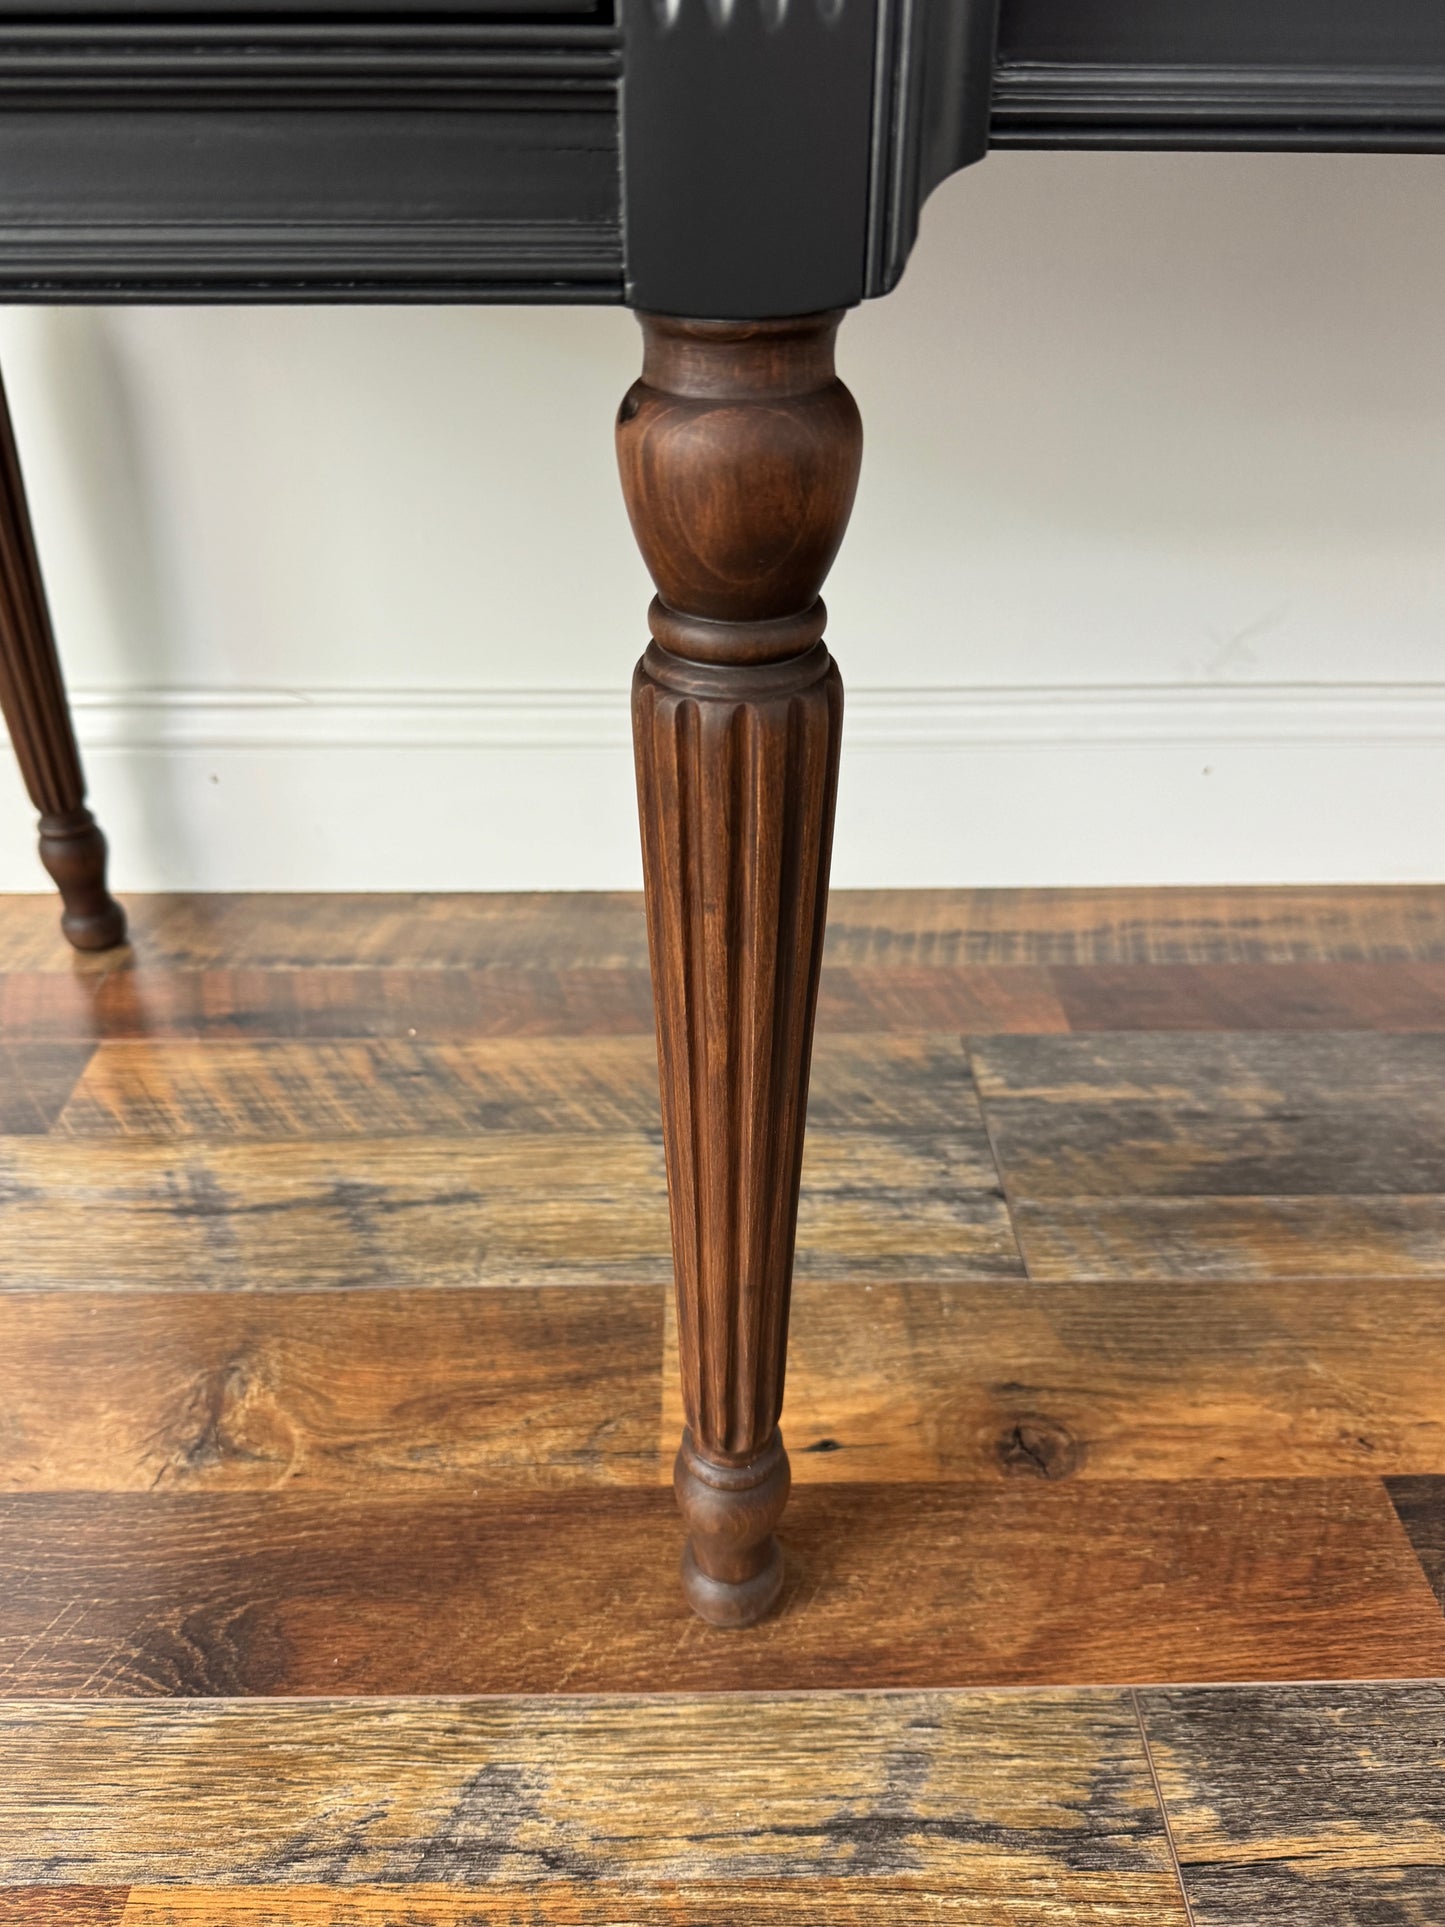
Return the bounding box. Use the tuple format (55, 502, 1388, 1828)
(0, 366, 125, 951)
(618, 312, 861, 1625)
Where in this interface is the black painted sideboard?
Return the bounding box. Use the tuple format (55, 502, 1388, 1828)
(0, 0, 1441, 1624)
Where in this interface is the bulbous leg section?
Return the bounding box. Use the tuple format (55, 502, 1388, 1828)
(675, 1428, 791, 1627)
(39, 808, 127, 951)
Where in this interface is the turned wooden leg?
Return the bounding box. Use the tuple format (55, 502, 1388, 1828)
(0, 366, 125, 951)
(618, 312, 861, 1626)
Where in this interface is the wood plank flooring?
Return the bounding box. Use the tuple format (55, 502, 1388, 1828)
(1, 887, 1444, 1922)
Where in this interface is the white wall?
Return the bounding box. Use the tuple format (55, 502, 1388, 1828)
(2, 149, 1444, 892)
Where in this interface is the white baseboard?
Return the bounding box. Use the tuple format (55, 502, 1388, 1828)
(2, 680, 1444, 891)
(65, 679, 1445, 751)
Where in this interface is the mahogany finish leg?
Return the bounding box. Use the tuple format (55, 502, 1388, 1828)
(618, 312, 861, 1626)
(0, 367, 125, 951)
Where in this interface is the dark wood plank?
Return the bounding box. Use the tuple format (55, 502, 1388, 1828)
(1054, 960, 1445, 1032)
(818, 965, 1069, 1034)
(973, 1034, 1445, 1278)
(1140, 1682, 1445, 1924)
(0, 1895, 128, 1925)
(1386, 1475, 1445, 1609)
(53, 1033, 994, 1140)
(0, 964, 1061, 1043)
(1, 1481, 1437, 1695)
(0, 1692, 1185, 1924)
(0, 1128, 1016, 1291)
(0, 1288, 662, 1492)
(0, 1044, 93, 1133)
(0, 967, 657, 1043)
(722, 1278, 1445, 1483)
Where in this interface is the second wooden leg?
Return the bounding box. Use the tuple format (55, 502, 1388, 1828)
(0, 364, 125, 952)
(619, 312, 861, 1625)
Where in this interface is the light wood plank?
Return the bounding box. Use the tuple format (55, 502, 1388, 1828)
(10, 886, 1443, 975)
(0, 1287, 662, 1492)
(664, 1278, 1445, 1484)
(1011, 1195, 1445, 1282)
(0, 1128, 1016, 1292)
(0, 1691, 1184, 1924)
(822, 887, 1445, 966)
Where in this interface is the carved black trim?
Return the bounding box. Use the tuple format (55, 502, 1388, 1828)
(991, 65, 1445, 153)
(0, 7, 622, 300)
(991, 0, 1445, 154)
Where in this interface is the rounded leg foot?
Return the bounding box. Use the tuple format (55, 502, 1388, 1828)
(38, 808, 126, 951)
(674, 1427, 790, 1628)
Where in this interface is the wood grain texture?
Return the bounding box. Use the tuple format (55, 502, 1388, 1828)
(0, 968, 658, 1043)
(1140, 1681, 1445, 1923)
(0, 1288, 662, 1492)
(4, 894, 653, 974)
(0, 1042, 92, 1132)
(15, 1273, 1443, 1497)
(0, 1691, 1185, 1923)
(4, 886, 1445, 976)
(1386, 1475, 1445, 1609)
(0, 1129, 1013, 1292)
(0, 1138, 672, 1291)
(1053, 960, 1445, 1031)
(671, 1277, 1445, 1484)
(51, 1032, 993, 1142)
(114, 1891, 1182, 1927)
(0, 1894, 129, 1924)
(1009, 1195, 1445, 1283)
(0, 963, 1063, 1043)
(1, 1481, 1438, 1696)
(621, 312, 863, 1620)
(974, 1033, 1445, 1279)
(821, 888, 1445, 966)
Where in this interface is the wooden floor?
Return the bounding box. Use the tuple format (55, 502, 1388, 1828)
(2, 886, 1445, 1924)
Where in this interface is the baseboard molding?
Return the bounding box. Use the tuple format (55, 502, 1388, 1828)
(2, 679, 1443, 892)
(65, 679, 1445, 751)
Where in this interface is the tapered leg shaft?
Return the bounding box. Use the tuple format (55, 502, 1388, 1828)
(0, 367, 125, 951)
(618, 312, 861, 1625)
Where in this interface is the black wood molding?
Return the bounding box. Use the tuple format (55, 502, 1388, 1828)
(0, 0, 1441, 305)
(992, 65, 1445, 154)
(0, 5, 623, 301)
(865, 0, 999, 297)
(993, 0, 1445, 152)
